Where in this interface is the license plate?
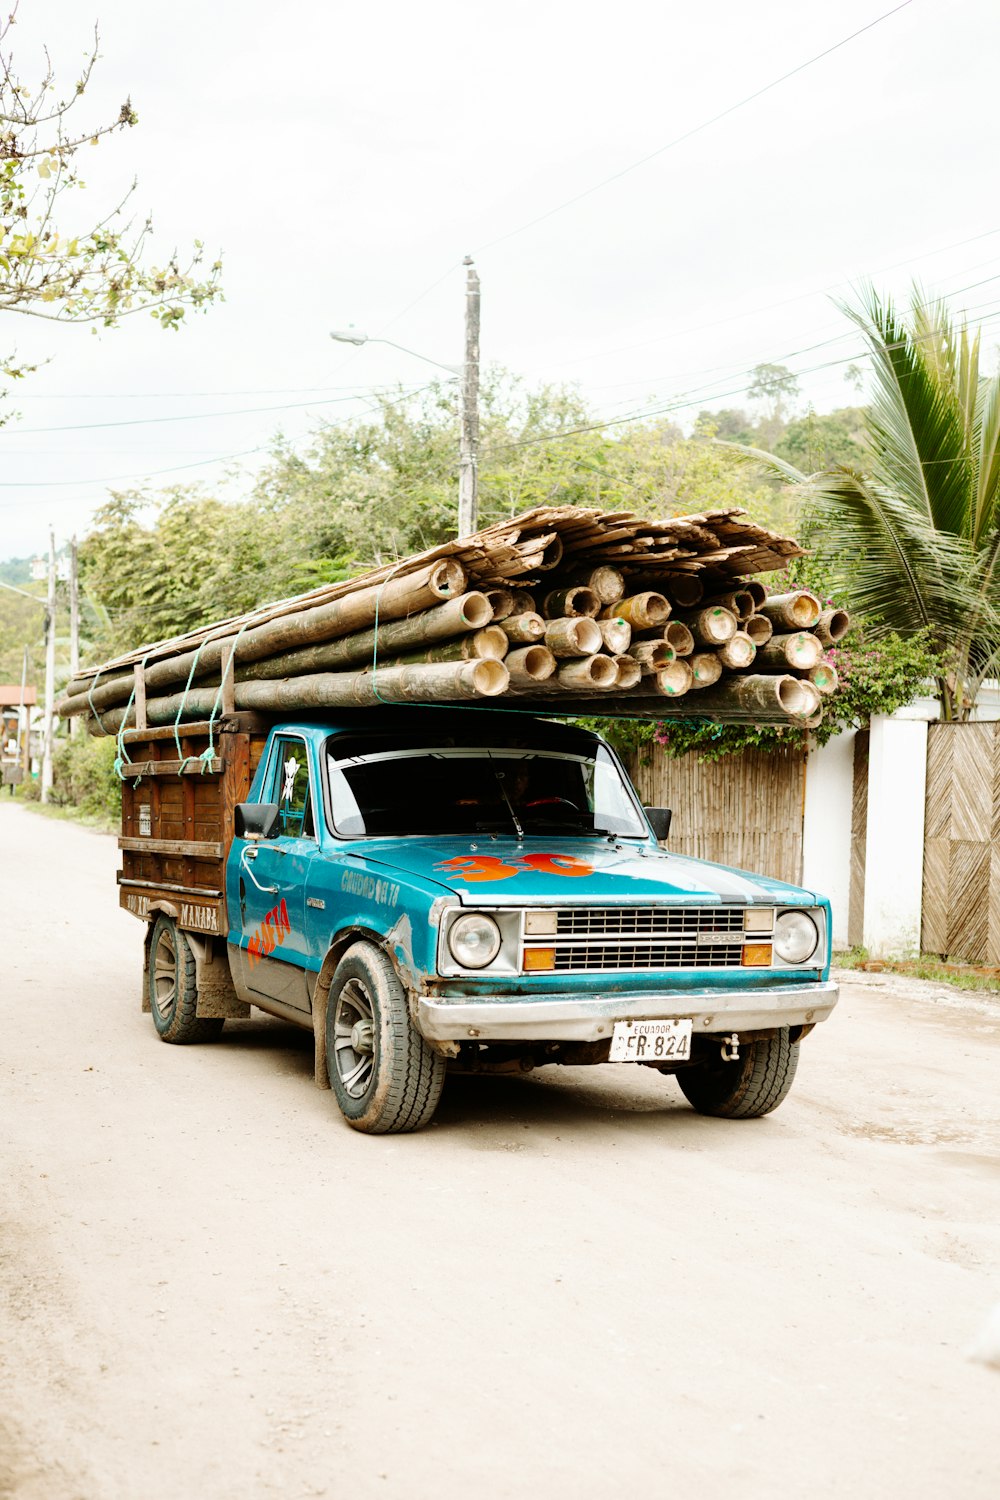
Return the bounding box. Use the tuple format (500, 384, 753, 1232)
(608, 1018, 692, 1063)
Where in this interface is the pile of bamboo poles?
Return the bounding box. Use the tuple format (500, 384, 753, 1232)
(57, 504, 850, 732)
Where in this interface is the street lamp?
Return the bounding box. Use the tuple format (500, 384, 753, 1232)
(329, 330, 461, 377)
(329, 256, 480, 537)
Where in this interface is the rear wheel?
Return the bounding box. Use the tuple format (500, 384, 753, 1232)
(676, 1028, 799, 1119)
(148, 915, 225, 1044)
(326, 942, 445, 1134)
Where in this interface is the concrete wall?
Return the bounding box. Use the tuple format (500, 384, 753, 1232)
(802, 729, 856, 950)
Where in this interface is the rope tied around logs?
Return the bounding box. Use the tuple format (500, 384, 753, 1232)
(196, 619, 253, 772)
(86, 667, 113, 738)
(113, 650, 156, 783)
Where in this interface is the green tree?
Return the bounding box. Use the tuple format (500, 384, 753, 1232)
(748, 362, 800, 449)
(0, 8, 221, 393)
(774, 406, 868, 473)
(762, 287, 1000, 720)
(77, 373, 785, 657)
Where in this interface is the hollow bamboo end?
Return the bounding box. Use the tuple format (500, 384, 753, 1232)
(666, 576, 703, 608)
(506, 646, 556, 683)
(775, 676, 811, 716)
(819, 609, 850, 643)
(470, 659, 510, 696)
(745, 614, 773, 646)
(432, 558, 467, 598)
(484, 588, 515, 621)
(689, 653, 722, 688)
(744, 581, 767, 609)
(467, 626, 510, 661)
(537, 535, 565, 571)
(787, 591, 822, 628)
(655, 661, 693, 696)
(612, 656, 642, 689)
(461, 593, 495, 630)
(572, 617, 603, 654)
(664, 622, 695, 657)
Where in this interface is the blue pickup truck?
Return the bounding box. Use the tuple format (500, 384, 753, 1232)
(125, 708, 837, 1133)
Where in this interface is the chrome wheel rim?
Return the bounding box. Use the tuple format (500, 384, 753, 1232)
(152, 929, 177, 1021)
(333, 977, 376, 1099)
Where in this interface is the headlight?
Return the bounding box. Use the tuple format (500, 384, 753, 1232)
(774, 910, 819, 964)
(447, 912, 502, 969)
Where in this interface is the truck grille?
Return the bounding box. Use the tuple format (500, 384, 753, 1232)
(554, 906, 745, 939)
(538, 906, 749, 972)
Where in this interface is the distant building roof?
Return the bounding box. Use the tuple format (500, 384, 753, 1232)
(0, 685, 37, 706)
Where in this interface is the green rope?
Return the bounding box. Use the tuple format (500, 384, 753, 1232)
(112, 651, 155, 783)
(194, 619, 253, 772)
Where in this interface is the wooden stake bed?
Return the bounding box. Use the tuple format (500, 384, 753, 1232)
(117, 719, 268, 936)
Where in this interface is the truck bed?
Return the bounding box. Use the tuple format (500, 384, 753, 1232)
(117, 715, 269, 938)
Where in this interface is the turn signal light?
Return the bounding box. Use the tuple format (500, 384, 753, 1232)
(742, 943, 773, 967)
(523, 947, 556, 972)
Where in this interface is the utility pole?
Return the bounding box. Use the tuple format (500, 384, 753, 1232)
(68, 535, 80, 739)
(19, 643, 29, 778)
(457, 255, 480, 539)
(41, 527, 56, 804)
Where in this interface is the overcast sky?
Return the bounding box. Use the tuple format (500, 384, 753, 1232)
(2, 0, 998, 561)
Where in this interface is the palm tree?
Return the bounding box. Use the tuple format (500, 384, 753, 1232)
(753, 286, 1000, 721)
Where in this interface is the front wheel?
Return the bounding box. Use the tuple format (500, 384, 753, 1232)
(148, 915, 225, 1044)
(676, 1028, 799, 1119)
(326, 942, 445, 1134)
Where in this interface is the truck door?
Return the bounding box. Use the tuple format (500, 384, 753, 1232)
(235, 733, 315, 1012)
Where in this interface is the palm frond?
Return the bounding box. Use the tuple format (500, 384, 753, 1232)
(844, 284, 972, 539)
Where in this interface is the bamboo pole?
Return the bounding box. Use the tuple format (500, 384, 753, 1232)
(498, 612, 546, 644)
(688, 653, 723, 689)
(664, 577, 703, 608)
(744, 614, 773, 647)
(754, 632, 823, 671)
(509, 589, 536, 615)
(86, 659, 510, 733)
(541, 586, 600, 619)
(757, 590, 821, 630)
(743, 581, 767, 609)
(646, 660, 693, 698)
(814, 608, 850, 646)
(663, 621, 694, 657)
(627, 641, 677, 675)
(484, 587, 515, 621)
(641, 674, 817, 720)
(543, 616, 602, 658)
(674, 606, 737, 647)
(716, 632, 756, 670)
(385, 624, 509, 667)
(555, 655, 618, 690)
(601, 592, 670, 630)
(63, 559, 468, 709)
(804, 661, 839, 696)
(612, 655, 642, 689)
(705, 588, 754, 620)
(599, 617, 632, 654)
(563, 565, 625, 605)
(505, 645, 556, 684)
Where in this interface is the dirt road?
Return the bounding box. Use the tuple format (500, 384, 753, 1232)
(2, 801, 998, 1500)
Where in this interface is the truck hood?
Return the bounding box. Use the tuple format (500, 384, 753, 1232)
(351, 835, 818, 907)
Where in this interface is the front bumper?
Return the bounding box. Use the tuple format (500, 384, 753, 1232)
(416, 979, 838, 1044)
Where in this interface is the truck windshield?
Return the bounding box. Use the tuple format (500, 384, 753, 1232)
(325, 741, 648, 840)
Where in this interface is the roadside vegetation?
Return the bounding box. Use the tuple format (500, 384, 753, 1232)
(836, 946, 1000, 995)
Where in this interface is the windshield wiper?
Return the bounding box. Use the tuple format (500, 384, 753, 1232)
(493, 768, 524, 840)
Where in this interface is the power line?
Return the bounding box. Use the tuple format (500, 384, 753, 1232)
(474, 1, 915, 254)
(3, 383, 429, 436)
(0, 384, 438, 503)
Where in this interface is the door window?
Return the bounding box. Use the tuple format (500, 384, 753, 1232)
(270, 737, 315, 838)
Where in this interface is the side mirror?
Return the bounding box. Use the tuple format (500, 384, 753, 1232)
(645, 806, 672, 842)
(235, 802, 280, 840)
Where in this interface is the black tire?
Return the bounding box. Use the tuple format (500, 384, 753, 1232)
(326, 941, 445, 1134)
(148, 915, 225, 1044)
(676, 1028, 799, 1119)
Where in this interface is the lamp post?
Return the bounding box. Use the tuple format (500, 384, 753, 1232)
(330, 256, 480, 538)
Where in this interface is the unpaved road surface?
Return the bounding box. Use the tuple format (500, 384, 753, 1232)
(2, 802, 999, 1500)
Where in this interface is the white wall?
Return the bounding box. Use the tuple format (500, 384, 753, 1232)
(862, 715, 929, 957)
(802, 730, 856, 949)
